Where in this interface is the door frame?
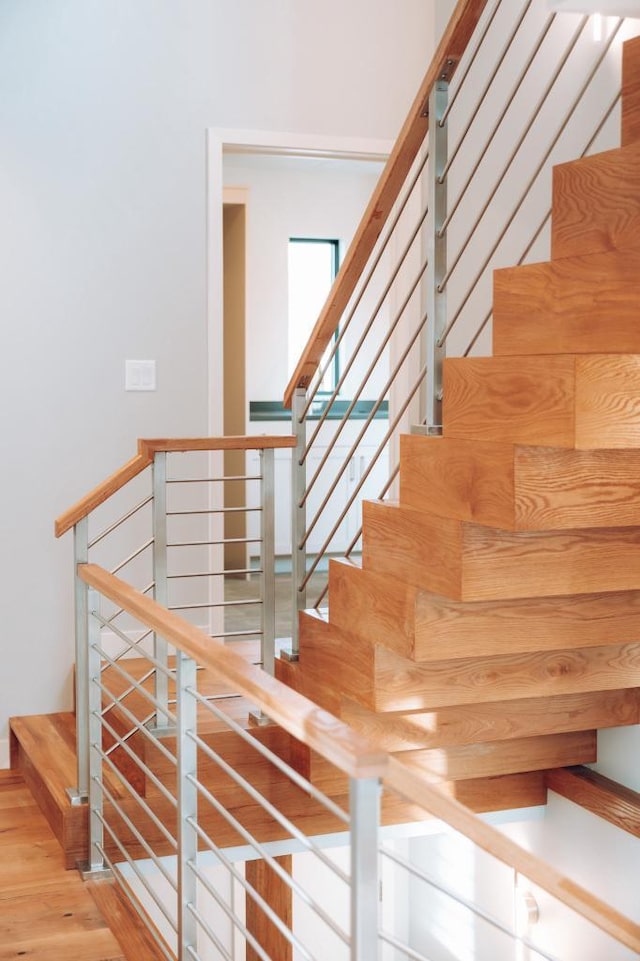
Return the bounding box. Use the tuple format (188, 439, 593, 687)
(206, 127, 392, 435)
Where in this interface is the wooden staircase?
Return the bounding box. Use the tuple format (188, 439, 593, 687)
(276, 35, 640, 811)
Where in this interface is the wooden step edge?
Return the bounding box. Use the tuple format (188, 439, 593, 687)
(545, 765, 640, 838)
(88, 878, 169, 961)
(10, 713, 88, 869)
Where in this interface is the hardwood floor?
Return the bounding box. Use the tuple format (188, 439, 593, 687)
(0, 769, 124, 961)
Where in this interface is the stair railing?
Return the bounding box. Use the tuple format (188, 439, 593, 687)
(55, 435, 295, 805)
(285, 0, 640, 652)
(75, 563, 640, 960)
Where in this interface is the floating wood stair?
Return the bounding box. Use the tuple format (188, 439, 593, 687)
(276, 35, 640, 808)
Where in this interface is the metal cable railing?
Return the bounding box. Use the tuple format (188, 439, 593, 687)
(286, 3, 640, 650)
(72, 565, 640, 961)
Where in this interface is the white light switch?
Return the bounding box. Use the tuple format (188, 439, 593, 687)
(125, 359, 156, 391)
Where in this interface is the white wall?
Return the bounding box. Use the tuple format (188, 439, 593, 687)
(0, 0, 435, 764)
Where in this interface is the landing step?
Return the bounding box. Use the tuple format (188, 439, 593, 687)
(10, 712, 89, 870)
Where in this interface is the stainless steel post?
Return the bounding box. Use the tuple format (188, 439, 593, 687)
(286, 388, 307, 660)
(152, 451, 171, 729)
(85, 588, 109, 875)
(426, 78, 449, 434)
(69, 517, 89, 805)
(176, 649, 198, 960)
(350, 776, 381, 961)
(260, 447, 276, 676)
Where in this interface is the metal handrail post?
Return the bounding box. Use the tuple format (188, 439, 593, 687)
(286, 388, 307, 660)
(260, 447, 276, 676)
(426, 78, 449, 434)
(152, 451, 171, 728)
(81, 588, 110, 877)
(176, 649, 198, 960)
(69, 517, 89, 805)
(350, 776, 381, 961)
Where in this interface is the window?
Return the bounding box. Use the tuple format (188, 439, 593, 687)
(288, 238, 340, 394)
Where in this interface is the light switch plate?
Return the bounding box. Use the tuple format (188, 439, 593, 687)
(125, 359, 156, 391)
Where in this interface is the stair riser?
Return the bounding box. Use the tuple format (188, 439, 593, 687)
(493, 249, 640, 356)
(342, 690, 640, 750)
(443, 355, 640, 449)
(400, 435, 640, 530)
(551, 142, 640, 259)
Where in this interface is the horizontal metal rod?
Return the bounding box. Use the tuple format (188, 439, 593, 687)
(441, 14, 587, 288)
(209, 629, 262, 640)
(303, 209, 429, 448)
(188, 775, 350, 924)
(92, 615, 165, 671)
(189, 688, 347, 823)
(189, 862, 311, 961)
(93, 674, 178, 768)
(441, 18, 621, 349)
(186, 897, 239, 961)
(88, 494, 154, 550)
(167, 537, 261, 548)
(301, 310, 427, 551)
(301, 362, 426, 592)
(95, 810, 178, 933)
(301, 144, 430, 420)
(167, 474, 258, 484)
(442, 0, 535, 175)
(104, 581, 155, 628)
(97, 770, 178, 883)
(167, 568, 261, 579)
(380, 844, 556, 961)
(441, 0, 503, 123)
(167, 506, 261, 516)
(101, 850, 176, 961)
(97, 709, 179, 817)
(110, 538, 154, 576)
(187, 731, 348, 883)
(168, 598, 262, 612)
(95, 632, 174, 685)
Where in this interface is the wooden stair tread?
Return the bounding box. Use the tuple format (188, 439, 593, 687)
(363, 499, 640, 601)
(546, 765, 640, 839)
(443, 353, 640, 449)
(493, 248, 640, 356)
(398, 730, 596, 782)
(400, 434, 640, 530)
(551, 139, 640, 259)
(329, 552, 640, 661)
(341, 690, 640, 750)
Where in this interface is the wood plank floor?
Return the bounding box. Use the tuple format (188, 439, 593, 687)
(0, 769, 126, 961)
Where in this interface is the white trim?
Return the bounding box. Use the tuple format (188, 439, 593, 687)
(206, 128, 393, 436)
(0, 738, 9, 770)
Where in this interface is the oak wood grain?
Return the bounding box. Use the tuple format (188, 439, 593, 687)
(514, 445, 640, 529)
(400, 434, 516, 528)
(575, 354, 640, 448)
(493, 249, 640, 356)
(139, 435, 297, 455)
(79, 564, 388, 780)
(341, 689, 640, 751)
(246, 856, 293, 961)
(415, 588, 640, 659)
(54, 452, 151, 538)
(551, 140, 640, 259)
(372, 641, 640, 712)
(442, 356, 576, 447)
(546, 765, 640, 838)
(622, 35, 640, 146)
(399, 730, 596, 781)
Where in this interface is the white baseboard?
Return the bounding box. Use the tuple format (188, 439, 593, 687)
(0, 738, 9, 770)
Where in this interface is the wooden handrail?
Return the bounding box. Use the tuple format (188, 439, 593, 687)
(138, 435, 297, 455)
(54, 452, 152, 539)
(283, 0, 489, 408)
(78, 563, 388, 781)
(54, 435, 297, 538)
(386, 758, 640, 954)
